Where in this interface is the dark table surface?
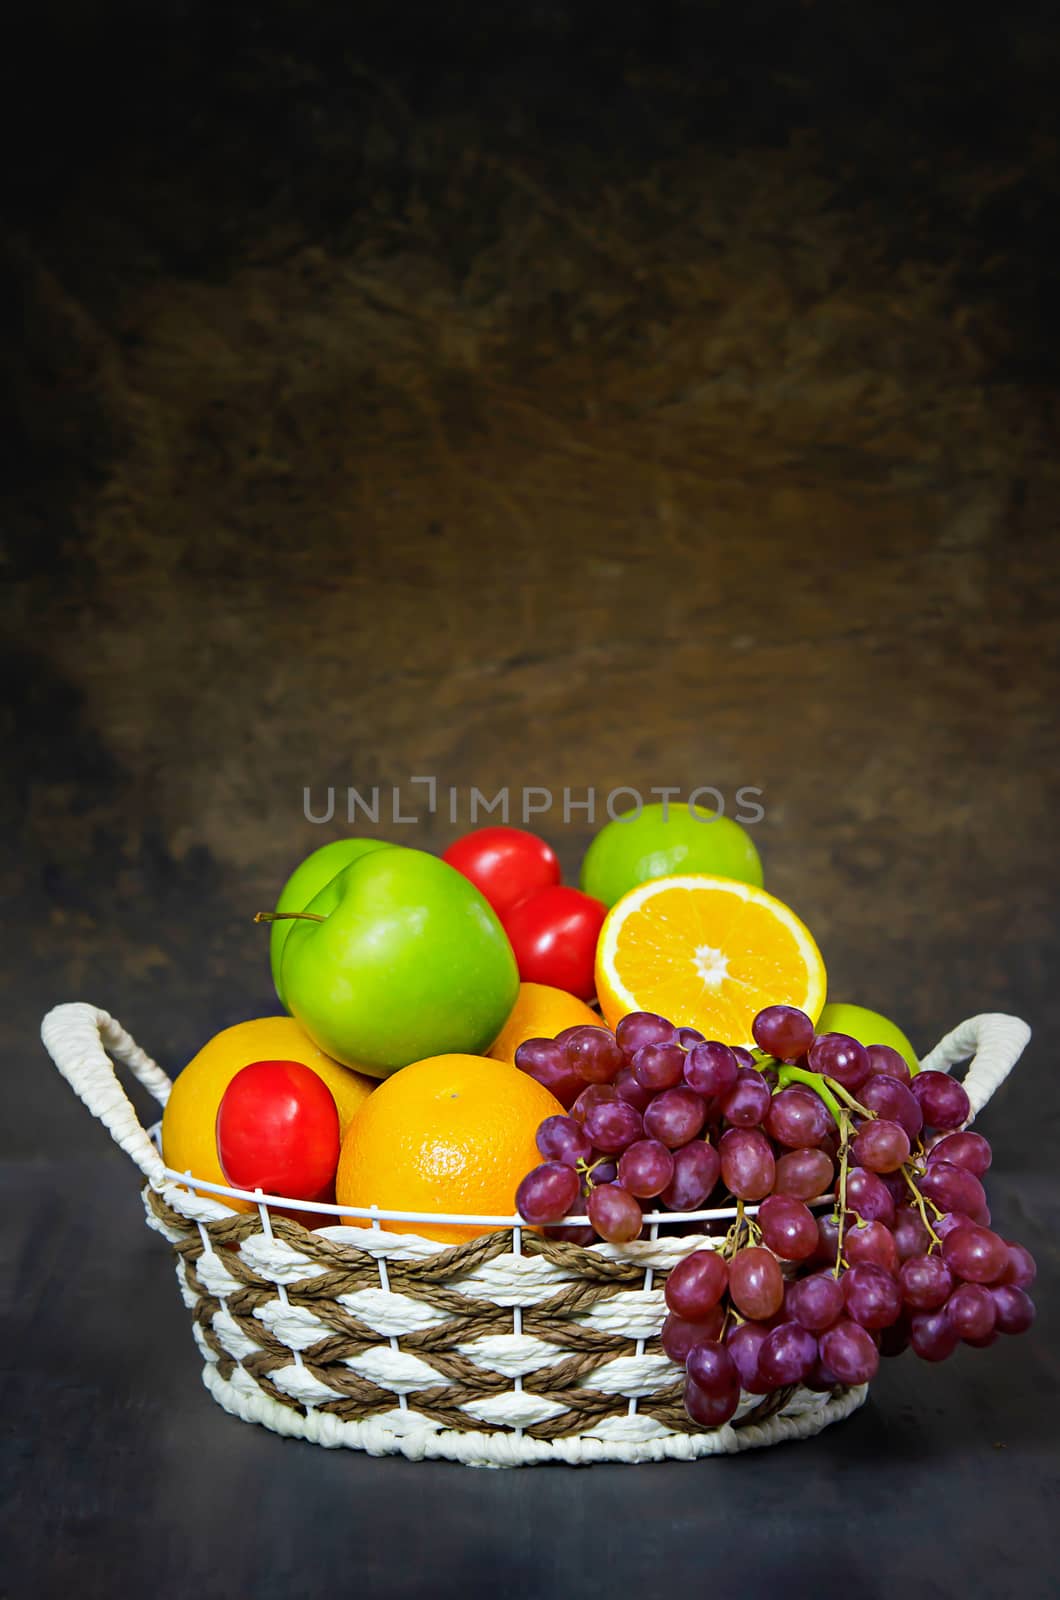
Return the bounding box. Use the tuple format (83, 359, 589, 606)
(4, 3, 1060, 1595)
(4, 1151, 1057, 1599)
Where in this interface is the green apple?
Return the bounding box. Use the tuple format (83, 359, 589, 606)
(816, 1001, 919, 1073)
(580, 801, 763, 908)
(270, 838, 395, 1008)
(281, 847, 520, 1076)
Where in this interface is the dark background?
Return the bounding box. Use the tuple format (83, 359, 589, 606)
(3, 3, 1059, 1596)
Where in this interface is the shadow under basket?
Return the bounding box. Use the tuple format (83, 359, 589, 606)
(41, 1004, 1029, 1467)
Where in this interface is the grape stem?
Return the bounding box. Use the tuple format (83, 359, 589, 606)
(899, 1163, 944, 1249)
(833, 1110, 852, 1279)
(821, 1078, 873, 1120)
(774, 1063, 845, 1126)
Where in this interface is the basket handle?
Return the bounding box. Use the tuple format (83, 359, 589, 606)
(917, 1012, 1030, 1120)
(41, 1002, 173, 1185)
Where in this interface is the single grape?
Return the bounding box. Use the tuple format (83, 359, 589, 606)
(757, 1194, 818, 1261)
(617, 1138, 675, 1198)
(752, 1004, 816, 1062)
(535, 1114, 593, 1167)
(857, 1075, 923, 1142)
(814, 1211, 842, 1265)
(586, 1182, 643, 1243)
(728, 1246, 785, 1319)
(843, 1263, 903, 1329)
(543, 1190, 595, 1245)
(911, 1070, 971, 1131)
(844, 1167, 897, 1227)
(591, 1159, 618, 1184)
(786, 1270, 845, 1332)
(758, 1321, 819, 1387)
(516, 1162, 581, 1225)
(926, 1129, 992, 1177)
(844, 1219, 899, 1273)
(631, 1042, 686, 1092)
(687, 1339, 741, 1394)
(563, 1025, 625, 1084)
(726, 1320, 772, 1394)
(899, 1254, 954, 1311)
(865, 1044, 912, 1086)
(661, 1305, 724, 1362)
(775, 1147, 834, 1200)
(644, 1086, 708, 1148)
(990, 1285, 1036, 1335)
(893, 1206, 931, 1262)
(662, 1140, 721, 1210)
(684, 1040, 740, 1101)
(942, 1223, 1008, 1284)
(909, 1308, 960, 1361)
(731, 1046, 756, 1068)
(851, 1119, 910, 1174)
(998, 1240, 1037, 1289)
(719, 1127, 776, 1200)
(819, 1319, 880, 1384)
(613, 1063, 654, 1113)
(808, 1032, 870, 1091)
(665, 1249, 729, 1321)
(945, 1282, 996, 1342)
(570, 1083, 617, 1124)
(616, 1012, 676, 1056)
(583, 1097, 644, 1155)
(765, 1087, 833, 1149)
(719, 1068, 772, 1128)
(684, 1373, 740, 1427)
(919, 1161, 987, 1218)
(676, 1026, 705, 1050)
(514, 1038, 583, 1107)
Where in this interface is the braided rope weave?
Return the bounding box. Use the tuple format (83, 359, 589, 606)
(41, 1003, 1030, 1467)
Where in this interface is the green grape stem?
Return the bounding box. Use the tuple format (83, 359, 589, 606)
(774, 1062, 845, 1126)
(833, 1110, 853, 1278)
(900, 1163, 944, 1249)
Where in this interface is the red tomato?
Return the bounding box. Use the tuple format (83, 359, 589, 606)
(443, 825, 560, 919)
(501, 885, 607, 1001)
(216, 1060, 340, 1202)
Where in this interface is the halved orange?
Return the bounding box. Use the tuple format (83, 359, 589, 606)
(595, 875, 826, 1046)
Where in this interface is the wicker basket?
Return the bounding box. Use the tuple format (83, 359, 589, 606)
(41, 1003, 1029, 1467)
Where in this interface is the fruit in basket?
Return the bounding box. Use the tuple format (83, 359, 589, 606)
(161, 1016, 375, 1208)
(443, 826, 560, 919)
(280, 847, 520, 1076)
(509, 998, 1038, 1429)
(595, 875, 826, 1043)
(580, 801, 763, 909)
(334, 1053, 564, 1243)
(269, 838, 395, 1007)
(488, 982, 602, 1065)
(814, 1001, 918, 1074)
(216, 1060, 340, 1200)
(501, 885, 607, 1000)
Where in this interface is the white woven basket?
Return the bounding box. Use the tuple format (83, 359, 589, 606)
(41, 1004, 1029, 1467)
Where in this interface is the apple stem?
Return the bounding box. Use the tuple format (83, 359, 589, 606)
(253, 911, 327, 924)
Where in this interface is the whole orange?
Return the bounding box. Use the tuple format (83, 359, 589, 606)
(335, 1054, 564, 1244)
(488, 982, 603, 1065)
(162, 1016, 376, 1209)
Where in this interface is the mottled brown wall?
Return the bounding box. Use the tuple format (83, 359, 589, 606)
(5, 2, 1059, 1163)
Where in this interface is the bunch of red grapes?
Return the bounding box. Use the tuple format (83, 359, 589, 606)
(514, 1005, 1038, 1428)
